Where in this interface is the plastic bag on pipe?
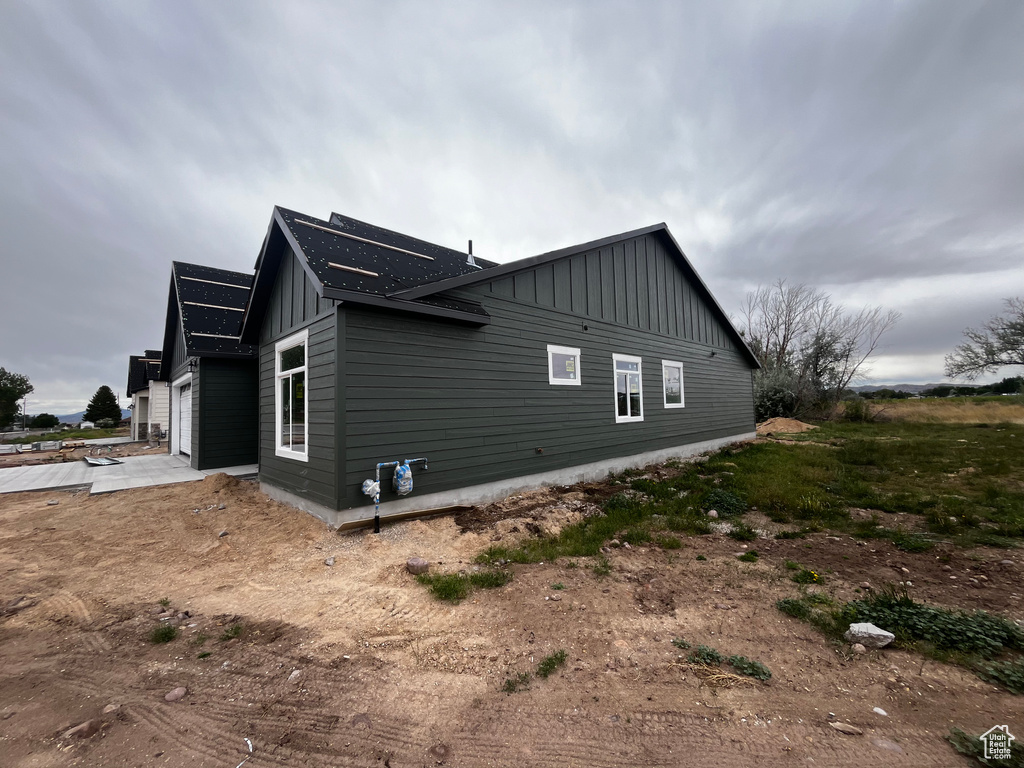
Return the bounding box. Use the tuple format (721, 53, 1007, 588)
(393, 464, 413, 495)
(361, 479, 380, 497)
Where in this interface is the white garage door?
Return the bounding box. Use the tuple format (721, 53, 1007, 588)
(178, 383, 192, 456)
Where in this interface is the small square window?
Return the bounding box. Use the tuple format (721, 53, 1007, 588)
(547, 344, 581, 386)
(662, 360, 684, 408)
(613, 354, 643, 423)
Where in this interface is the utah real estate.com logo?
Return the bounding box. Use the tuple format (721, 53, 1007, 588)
(981, 725, 1015, 761)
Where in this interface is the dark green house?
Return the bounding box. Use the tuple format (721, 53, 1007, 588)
(158, 262, 259, 470)
(237, 206, 759, 528)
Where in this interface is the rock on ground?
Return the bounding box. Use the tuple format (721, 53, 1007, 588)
(830, 722, 863, 736)
(406, 557, 429, 575)
(63, 719, 101, 739)
(164, 686, 187, 702)
(844, 622, 895, 649)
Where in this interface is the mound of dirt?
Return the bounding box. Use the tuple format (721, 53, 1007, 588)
(757, 417, 818, 435)
(200, 472, 242, 492)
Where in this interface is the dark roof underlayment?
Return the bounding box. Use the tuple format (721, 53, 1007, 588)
(240, 207, 495, 342)
(159, 262, 257, 377)
(390, 223, 761, 369)
(126, 349, 162, 397)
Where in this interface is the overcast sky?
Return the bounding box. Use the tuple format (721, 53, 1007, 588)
(2, 0, 1023, 414)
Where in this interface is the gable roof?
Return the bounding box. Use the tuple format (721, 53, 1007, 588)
(391, 223, 760, 369)
(126, 349, 162, 397)
(160, 262, 257, 373)
(239, 207, 493, 342)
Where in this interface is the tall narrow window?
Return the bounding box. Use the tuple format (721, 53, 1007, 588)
(547, 344, 581, 385)
(275, 330, 308, 460)
(613, 354, 643, 423)
(662, 360, 685, 408)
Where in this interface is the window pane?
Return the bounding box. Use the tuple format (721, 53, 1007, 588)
(617, 373, 628, 416)
(291, 371, 306, 449)
(280, 344, 305, 373)
(665, 366, 682, 404)
(280, 378, 291, 448)
(551, 352, 577, 380)
(628, 373, 641, 416)
(615, 359, 639, 372)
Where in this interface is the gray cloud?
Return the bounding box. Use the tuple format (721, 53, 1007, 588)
(2, 0, 1023, 414)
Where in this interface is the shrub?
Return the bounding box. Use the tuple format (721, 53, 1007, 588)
(737, 551, 759, 562)
(219, 623, 243, 641)
(671, 637, 691, 650)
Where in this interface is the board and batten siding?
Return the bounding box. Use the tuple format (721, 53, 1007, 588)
(340, 234, 754, 510)
(257, 246, 339, 509)
(490, 233, 728, 348)
(196, 358, 258, 470)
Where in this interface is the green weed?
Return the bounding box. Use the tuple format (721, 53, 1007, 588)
(417, 569, 511, 603)
(219, 623, 243, 641)
(150, 624, 178, 644)
(537, 650, 568, 678)
(947, 726, 1024, 766)
(502, 672, 531, 694)
(791, 568, 823, 584)
(727, 655, 772, 681)
(728, 523, 758, 542)
(687, 645, 723, 665)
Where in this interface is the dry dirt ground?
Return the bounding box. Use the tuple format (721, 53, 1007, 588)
(1, 474, 1021, 767)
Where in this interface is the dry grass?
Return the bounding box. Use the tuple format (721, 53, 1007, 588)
(870, 399, 1024, 424)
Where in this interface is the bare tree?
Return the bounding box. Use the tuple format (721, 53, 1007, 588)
(740, 281, 900, 418)
(945, 298, 1024, 380)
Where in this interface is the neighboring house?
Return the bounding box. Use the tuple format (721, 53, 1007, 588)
(157, 262, 259, 470)
(126, 349, 169, 441)
(233, 206, 759, 527)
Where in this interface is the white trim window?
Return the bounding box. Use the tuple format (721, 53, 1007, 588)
(547, 344, 581, 385)
(662, 360, 685, 408)
(613, 354, 643, 423)
(275, 329, 309, 461)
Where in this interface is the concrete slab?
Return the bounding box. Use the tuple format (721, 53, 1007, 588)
(0, 454, 257, 495)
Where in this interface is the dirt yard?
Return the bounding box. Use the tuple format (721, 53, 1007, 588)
(1, 474, 1020, 767)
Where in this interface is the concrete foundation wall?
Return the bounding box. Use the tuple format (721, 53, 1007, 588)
(265, 430, 754, 529)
